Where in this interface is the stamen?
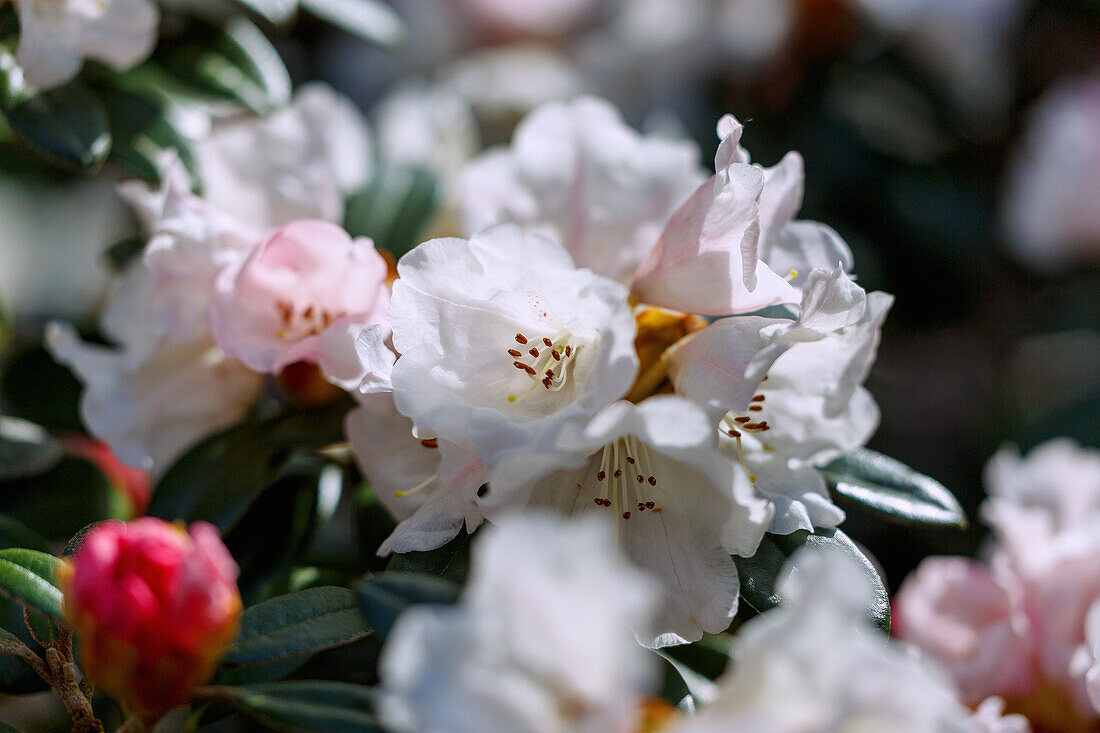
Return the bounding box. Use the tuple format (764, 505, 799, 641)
(529, 348, 540, 358)
(515, 333, 528, 344)
(508, 349, 521, 358)
(543, 337, 553, 347)
(420, 438, 438, 449)
(395, 472, 437, 498)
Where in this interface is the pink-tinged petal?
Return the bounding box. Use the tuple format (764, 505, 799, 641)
(893, 556, 1037, 704)
(209, 220, 389, 375)
(631, 164, 796, 315)
(666, 315, 791, 420)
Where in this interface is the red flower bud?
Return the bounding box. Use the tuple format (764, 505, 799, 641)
(58, 519, 241, 718)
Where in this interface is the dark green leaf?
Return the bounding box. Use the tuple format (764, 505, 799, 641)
(148, 404, 347, 532)
(222, 586, 372, 666)
(820, 448, 967, 529)
(384, 531, 470, 583)
(0, 417, 62, 481)
(155, 18, 291, 115)
(344, 164, 439, 260)
(0, 516, 48, 553)
(212, 656, 310, 686)
(0, 49, 110, 169)
(226, 461, 322, 603)
(206, 681, 382, 732)
(96, 83, 199, 184)
(0, 455, 122, 541)
(0, 549, 63, 620)
(355, 572, 459, 638)
(299, 0, 405, 44)
(734, 529, 891, 633)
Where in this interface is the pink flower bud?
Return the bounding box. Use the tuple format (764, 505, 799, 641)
(209, 220, 390, 380)
(894, 556, 1037, 704)
(59, 519, 241, 717)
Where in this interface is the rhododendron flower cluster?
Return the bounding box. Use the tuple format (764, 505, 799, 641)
(59, 518, 241, 718)
(896, 439, 1100, 728)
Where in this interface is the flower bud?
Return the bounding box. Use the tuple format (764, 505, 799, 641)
(58, 519, 241, 718)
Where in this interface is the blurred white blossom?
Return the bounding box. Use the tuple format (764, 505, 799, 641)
(379, 513, 656, 733)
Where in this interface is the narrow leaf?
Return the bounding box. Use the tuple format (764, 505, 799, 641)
(0, 549, 63, 620)
(209, 681, 382, 732)
(222, 586, 372, 666)
(0, 49, 110, 169)
(384, 532, 470, 583)
(355, 572, 459, 637)
(148, 404, 347, 533)
(344, 164, 439, 260)
(734, 529, 890, 633)
(820, 448, 967, 529)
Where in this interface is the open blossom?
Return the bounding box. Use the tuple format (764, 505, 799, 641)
(897, 439, 1100, 726)
(676, 547, 1024, 733)
(14, 0, 159, 89)
(58, 518, 241, 718)
(47, 261, 264, 474)
(49, 164, 265, 473)
(666, 265, 890, 534)
(209, 219, 390, 378)
(388, 224, 639, 471)
(345, 392, 483, 555)
(460, 96, 705, 283)
(485, 396, 772, 647)
(981, 440, 1100, 714)
(894, 556, 1037, 704)
(379, 513, 656, 733)
(197, 83, 374, 232)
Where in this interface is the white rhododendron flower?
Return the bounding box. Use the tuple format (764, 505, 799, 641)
(894, 556, 1037, 704)
(14, 0, 159, 89)
(46, 263, 263, 475)
(486, 396, 772, 647)
(379, 513, 657, 733)
(118, 161, 258, 340)
(675, 547, 1017, 733)
(346, 393, 483, 555)
(460, 96, 705, 283)
(209, 220, 390, 377)
(197, 83, 374, 232)
(754, 150, 854, 290)
(631, 113, 797, 315)
(388, 224, 639, 469)
(1003, 75, 1100, 273)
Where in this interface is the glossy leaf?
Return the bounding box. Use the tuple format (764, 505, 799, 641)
(0, 549, 63, 620)
(155, 18, 291, 114)
(820, 448, 967, 529)
(207, 681, 382, 732)
(344, 164, 439, 260)
(0, 417, 62, 481)
(96, 83, 198, 184)
(148, 404, 347, 533)
(734, 529, 891, 633)
(299, 0, 405, 45)
(221, 586, 372, 666)
(384, 531, 470, 583)
(0, 49, 110, 170)
(355, 572, 459, 637)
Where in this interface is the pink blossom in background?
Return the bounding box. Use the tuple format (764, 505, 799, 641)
(209, 219, 391, 380)
(894, 556, 1037, 705)
(60, 518, 241, 718)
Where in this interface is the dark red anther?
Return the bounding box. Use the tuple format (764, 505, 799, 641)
(515, 333, 528, 344)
